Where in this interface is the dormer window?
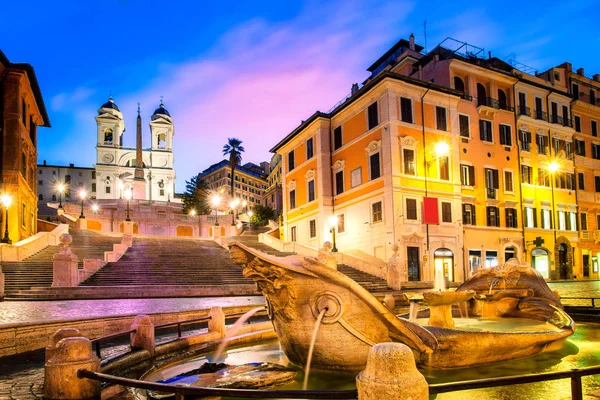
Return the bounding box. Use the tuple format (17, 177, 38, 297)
(104, 128, 114, 144)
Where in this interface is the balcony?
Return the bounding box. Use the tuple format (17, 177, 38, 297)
(478, 97, 500, 108)
(517, 106, 531, 117)
(533, 110, 547, 121)
(580, 230, 600, 241)
(461, 93, 473, 101)
(550, 114, 573, 128)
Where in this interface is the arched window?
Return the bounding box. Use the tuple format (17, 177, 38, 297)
(38, 194, 43, 200)
(52, 194, 57, 201)
(498, 89, 507, 110)
(453, 76, 465, 92)
(477, 83, 487, 106)
(104, 128, 114, 144)
(157, 133, 166, 149)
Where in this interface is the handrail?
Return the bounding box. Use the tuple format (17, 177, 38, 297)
(77, 369, 358, 399)
(561, 296, 599, 308)
(90, 329, 136, 359)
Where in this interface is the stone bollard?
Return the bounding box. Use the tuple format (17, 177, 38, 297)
(46, 328, 81, 363)
(386, 244, 403, 290)
(52, 233, 80, 287)
(130, 315, 155, 356)
(44, 336, 100, 400)
(383, 294, 395, 311)
(356, 343, 428, 400)
(208, 306, 226, 338)
(317, 241, 337, 270)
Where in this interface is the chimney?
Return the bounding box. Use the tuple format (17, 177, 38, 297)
(351, 83, 359, 95)
(43, 160, 46, 166)
(577, 68, 585, 76)
(409, 34, 415, 51)
(594, 74, 600, 82)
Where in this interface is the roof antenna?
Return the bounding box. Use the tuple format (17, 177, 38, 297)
(424, 20, 428, 53)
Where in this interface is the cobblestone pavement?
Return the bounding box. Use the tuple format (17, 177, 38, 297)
(0, 296, 265, 325)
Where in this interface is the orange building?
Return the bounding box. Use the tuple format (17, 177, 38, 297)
(0, 50, 50, 242)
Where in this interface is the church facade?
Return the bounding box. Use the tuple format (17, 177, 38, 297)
(94, 98, 176, 201)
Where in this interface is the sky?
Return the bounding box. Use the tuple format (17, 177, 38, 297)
(2, 0, 600, 192)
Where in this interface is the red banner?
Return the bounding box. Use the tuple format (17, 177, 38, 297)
(423, 197, 439, 225)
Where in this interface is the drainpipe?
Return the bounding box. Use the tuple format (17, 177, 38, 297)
(512, 76, 527, 262)
(421, 87, 431, 266)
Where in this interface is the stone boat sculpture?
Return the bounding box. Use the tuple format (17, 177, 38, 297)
(229, 242, 574, 372)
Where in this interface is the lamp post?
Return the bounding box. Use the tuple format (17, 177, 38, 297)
(79, 189, 87, 219)
(57, 183, 65, 210)
(92, 204, 99, 215)
(229, 201, 236, 226)
(1, 194, 12, 244)
(124, 189, 132, 222)
(242, 200, 248, 213)
(211, 195, 221, 226)
(118, 181, 125, 199)
(548, 161, 559, 274)
(328, 215, 339, 253)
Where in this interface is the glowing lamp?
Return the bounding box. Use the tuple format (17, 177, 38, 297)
(124, 189, 132, 200)
(79, 189, 87, 200)
(211, 195, 222, 207)
(548, 161, 559, 173)
(328, 215, 339, 228)
(1, 194, 12, 208)
(435, 142, 450, 157)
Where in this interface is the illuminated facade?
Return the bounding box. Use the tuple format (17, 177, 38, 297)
(273, 35, 599, 282)
(0, 50, 50, 241)
(199, 160, 268, 208)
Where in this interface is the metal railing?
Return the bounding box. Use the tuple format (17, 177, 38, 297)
(486, 188, 497, 199)
(561, 297, 600, 308)
(518, 105, 531, 117)
(90, 329, 136, 359)
(534, 109, 547, 121)
(550, 115, 573, 127)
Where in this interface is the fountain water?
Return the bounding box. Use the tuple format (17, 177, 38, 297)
(303, 308, 326, 390)
(214, 306, 265, 361)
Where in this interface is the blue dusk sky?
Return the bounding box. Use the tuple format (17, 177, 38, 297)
(2, 0, 599, 191)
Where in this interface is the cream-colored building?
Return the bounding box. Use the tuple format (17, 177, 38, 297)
(200, 160, 268, 207)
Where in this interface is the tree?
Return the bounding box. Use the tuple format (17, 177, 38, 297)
(249, 205, 276, 226)
(222, 138, 245, 200)
(182, 174, 211, 215)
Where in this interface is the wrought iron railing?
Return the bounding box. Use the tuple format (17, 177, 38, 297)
(534, 110, 547, 121)
(518, 106, 531, 117)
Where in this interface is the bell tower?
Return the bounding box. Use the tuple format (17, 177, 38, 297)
(95, 97, 124, 150)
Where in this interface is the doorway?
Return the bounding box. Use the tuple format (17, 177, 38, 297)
(583, 254, 590, 278)
(407, 247, 420, 281)
(532, 248, 549, 279)
(504, 246, 517, 263)
(558, 244, 568, 279)
(434, 248, 454, 282)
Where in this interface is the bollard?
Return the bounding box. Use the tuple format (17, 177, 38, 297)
(317, 242, 337, 270)
(383, 294, 395, 311)
(44, 337, 100, 400)
(130, 315, 155, 356)
(52, 234, 80, 287)
(45, 328, 81, 363)
(356, 343, 428, 400)
(208, 306, 226, 338)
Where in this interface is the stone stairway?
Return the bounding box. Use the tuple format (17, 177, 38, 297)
(2, 229, 122, 298)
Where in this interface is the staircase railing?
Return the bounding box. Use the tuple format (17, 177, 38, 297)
(0, 223, 69, 262)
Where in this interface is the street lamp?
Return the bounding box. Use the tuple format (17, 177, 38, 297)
(248, 210, 254, 218)
(435, 141, 450, 157)
(124, 189, 132, 222)
(189, 209, 196, 217)
(229, 200, 237, 225)
(57, 183, 65, 210)
(1, 194, 12, 244)
(92, 204, 99, 214)
(118, 181, 125, 199)
(242, 200, 248, 213)
(328, 215, 339, 253)
(79, 189, 87, 219)
(211, 194, 221, 226)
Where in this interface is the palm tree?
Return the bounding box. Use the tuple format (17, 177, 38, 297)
(222, 137, 245, 208)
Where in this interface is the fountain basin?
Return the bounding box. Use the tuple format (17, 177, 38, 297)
(422, 290, 475, 328)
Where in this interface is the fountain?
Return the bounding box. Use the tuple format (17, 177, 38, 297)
(228, 243, 575, 371)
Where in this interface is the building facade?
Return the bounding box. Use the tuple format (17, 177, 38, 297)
(273, 35, 600, 282)
(94, 98, 176, 202)
(0, 50, 50, 241)
(264, 154, 283, 214)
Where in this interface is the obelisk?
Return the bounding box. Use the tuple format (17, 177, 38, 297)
(132, 103, 147, 199)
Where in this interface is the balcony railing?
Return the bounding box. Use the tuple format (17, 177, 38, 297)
(461, 93, 473, 101)
(478, 97, 500, 108)
(550, 115, 573, 127)
(486, 187, 497, 199)
(521, 142, 531, 152)
(537, 145, 548, 155)
(534, 110, 547, 121)
(518, 106, 531, 117)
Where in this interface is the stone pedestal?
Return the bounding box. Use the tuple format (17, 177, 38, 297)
(52, 234, 80, 287)
(130, 315, 155, 355)
(386, 244, 403, 290)
(208, 306, 226, 338)
(317, 242, 337, 270)
(44, 337, 100, 400)
(212, 225, 223, 239)
(46, 328, 81, 362)
(76, 218, 87, 230)
(356, 343, 428, 400)
(133, 180, 146, 201)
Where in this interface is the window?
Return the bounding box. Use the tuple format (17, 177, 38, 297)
(454, 76, 465, 92)
(461, 164, 475, 186)
(92, 171, 96, 179)
(406, 198, 417, 220)
(575, 116, 581, 132)
(372, 201, 383, 223)
(22, 99, 27, 126)
(581, 213, 588, 231)
(400, 97, 413, 123)
(38, 180, 43, 186)
(485, 168, 499, 190)
(104, 128, 114, 144)
(459, 114, 470, 137)
(439, 156, 449, 180)
(506, 208, 517, 228)
(542, 209, 552, 229)
(593, 144, 600, 160)
(579, 172, 585, 190)
(307, 180, 315, 202)
(477, 83, 487, 106)
(289, 189, 296, 209)
(592, 121, 598, 137)
(538, 168, 549, 187)
(369, 153, 381, 180)
(436, 106, 447, 131)
(569, 212, 577, 231)
(38, 194, 43, 201)
(595, 176, 600, 193)
(105, 186, 111, 194)
(306, 138, 314, 159)
(403, 149, 415, 175)
(498, 89, 508, 110)
(521, 165, 532, 184)
(441, 202, 452, 223)
(504, 170, 513, 192)
(52, 195, 56, 201)
(91, 183, 96, 192)
(524, 207, 537, 228)
(21, 152, 27, 178)
(480, 120, 493, 142)
(29, 116, 37, 144)
(290, 226, 297, 242)
(337, 214, 345, 233)
(335, 171, 344, 195)
(288, 150, 295, 171)
(22, 203, 26, 226)
(309, 220, 316, 238)
(520, 130, 532, 151)
(334, 126, 343, 150)
(485, 250, 499, 268)
(591, 90, 597, 105)
(557, 211, 566, 231)
(468, 250, 482, 275)
(462, 204, 476, 225)
(575, 139, 586, 156)
(499, 125, 512, 146)
(368, 102, 379, 130)
(534, 97, 544, 119)
(486, 206, 500, 227)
